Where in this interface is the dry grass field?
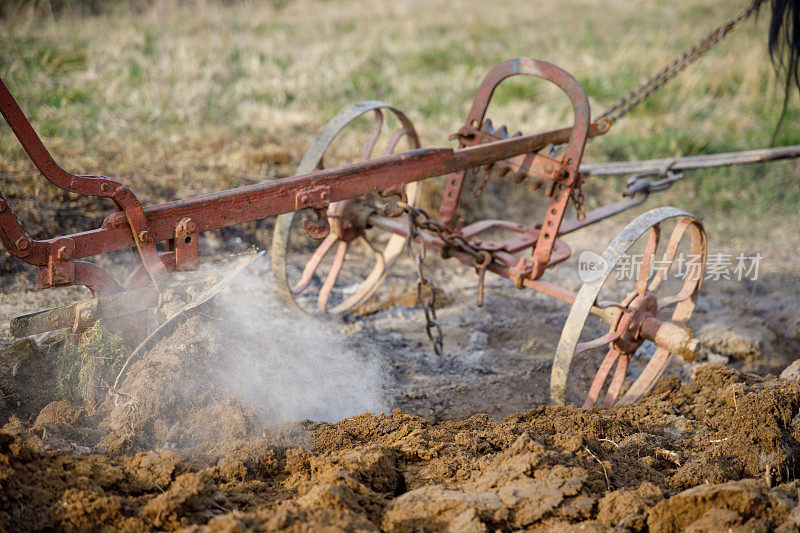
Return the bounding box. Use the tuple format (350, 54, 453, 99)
(1, 0, 798, 219)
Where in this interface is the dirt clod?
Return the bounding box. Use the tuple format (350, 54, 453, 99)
(3, 360, 800, 530)
(3, 255, 800, 531)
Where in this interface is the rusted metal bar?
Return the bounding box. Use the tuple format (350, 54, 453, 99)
(580, 144, 800, 176)
(4, 125, 601, 267)
(555, 195, 648, 235)
(0, 79, 120, 198)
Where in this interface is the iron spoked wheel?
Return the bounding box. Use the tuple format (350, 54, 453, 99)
(271, 101, 422, 315)
(550, 206, 707, 407)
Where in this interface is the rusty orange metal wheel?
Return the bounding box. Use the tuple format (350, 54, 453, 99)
(550, 207, 707, 407)
(271, 101, 422, 315)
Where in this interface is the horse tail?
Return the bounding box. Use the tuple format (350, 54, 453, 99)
(767, 0, 800, 94)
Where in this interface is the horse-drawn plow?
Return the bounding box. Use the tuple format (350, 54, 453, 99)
(2, 55, 799, 408)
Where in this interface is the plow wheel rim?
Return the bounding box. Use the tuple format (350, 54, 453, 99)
(271, 101, 421, 315)
(549, 206, 707, 407)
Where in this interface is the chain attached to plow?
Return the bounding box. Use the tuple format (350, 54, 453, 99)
(597, 0, 765, 125)
(395, 202, 498, 354)
(403, 206, 444, 355)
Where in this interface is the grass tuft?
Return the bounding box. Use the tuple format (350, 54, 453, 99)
(56, 323, 126, 407)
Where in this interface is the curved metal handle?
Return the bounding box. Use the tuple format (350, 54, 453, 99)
(464, 58, 592, 274)
(465, 57, 592, 180)
(0, 78, 167, 288)
(0, 78, 120, 199)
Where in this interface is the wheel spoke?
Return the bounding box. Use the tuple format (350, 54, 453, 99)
(636, 225, 660, 297)
(382, 127, 409, 156)
(291, 233, 338, 294)
(620, 290, 638, 308)
(618, 347, 672, 404)
(360, 109, 384, 161)
(574, 328, 621, 357)
(603, 353, 630, 408)
(329, 236, 387, 314)
(583, 346, 621, 409)
(317, 241, 348, 313)
(648, 217, 692, 292)
(654, 219, 706, 320)
(595, 299, 620, 308)
(659, 291, 696, 307)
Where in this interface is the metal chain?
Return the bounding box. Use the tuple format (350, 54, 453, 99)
(402, 204, 444, 355)
(569, 185, 587, 222)
(598, 0, 764, 125)
(394, 202, 498, 352)
(397, 203, 484, 260)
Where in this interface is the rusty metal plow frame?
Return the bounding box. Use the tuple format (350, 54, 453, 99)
(1, 56, 795, 407)
(1, 59, 592, 295)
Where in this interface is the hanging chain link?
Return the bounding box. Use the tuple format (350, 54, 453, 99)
(395, 203, 487, 261)
(402, 204, 444, 355)
(569, 185, 586, 222)
(391, 202, 498, 353)
(597, 0, 764, 125)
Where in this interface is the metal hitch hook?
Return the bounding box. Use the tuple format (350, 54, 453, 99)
(475, 250, 492, 307)
(624, 170, 685, 197)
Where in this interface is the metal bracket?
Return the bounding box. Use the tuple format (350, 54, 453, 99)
(0, 192, 35, 259)
(173, 217, 199, 270)
(39, 237, 75, 288)
(295, 185, 332, 210)
(113, 186, 168, 290)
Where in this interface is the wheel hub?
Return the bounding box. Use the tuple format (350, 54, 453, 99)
(612, 292, 659, 354)
(328, 198, 373, 242)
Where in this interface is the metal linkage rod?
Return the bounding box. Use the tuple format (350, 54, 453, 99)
(580, 144, 800, 176)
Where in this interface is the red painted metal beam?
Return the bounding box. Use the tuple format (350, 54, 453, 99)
(23, 124, 596, 264)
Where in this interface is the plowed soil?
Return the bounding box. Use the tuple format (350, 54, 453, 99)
(5, 361, 800, 531)
(2, 254, 800, 531)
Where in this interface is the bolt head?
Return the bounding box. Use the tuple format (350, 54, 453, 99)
(15, 237, 28, 250)
(57, 245, 72, 260)
(185, 219, 197, 233)
(70, 180, 79, 190)
(138, 230, 151, 243)
(99, 182, 109, 192)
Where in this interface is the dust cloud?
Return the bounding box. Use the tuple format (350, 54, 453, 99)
(204, 261, 390, 424)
